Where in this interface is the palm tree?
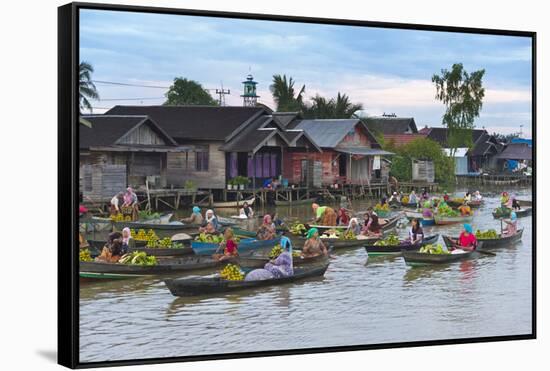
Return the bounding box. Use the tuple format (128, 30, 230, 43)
(303, 92, 363, 119)
(79, 61, 99, 113)
(334, 93, 363, 118)
(269, 74, 305, 112)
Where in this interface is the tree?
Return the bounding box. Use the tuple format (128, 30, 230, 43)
(303, 92, 363, 119)
(269, 74, 305, 112)
(164, 77, 218, 106)
(79, 61, 99, 113)
(492, 132, 520, 143)
(432, 63, 485, 156)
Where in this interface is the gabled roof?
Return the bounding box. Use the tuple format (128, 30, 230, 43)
(292, 119, 380, 148)
(493, 143, 532, 160)
(468, 132, 500, 157)
(272, 112, 300, 128)
(365, 117, 418, 134)
(79, 115, 177, 149)
(105, 105, 268, 141)
(422, 127, 486, 148)
(383, 133, 427, 147)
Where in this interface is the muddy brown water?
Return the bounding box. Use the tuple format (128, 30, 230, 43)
(79, 187, 533, 362)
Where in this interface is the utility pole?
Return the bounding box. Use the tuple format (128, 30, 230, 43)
(215, 82, 230, 106)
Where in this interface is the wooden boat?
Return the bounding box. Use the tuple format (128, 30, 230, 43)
(128, 246, 194, 256)
(492, 207, 532, 219)
(274, 198, 317, 206)
(200, 197, 255, 208)
(309, 214, 402, 234)
(80, 272, 149, 281)
(364, 234, 439, 256)
(191, 237, 281, 255)
(402, 250, 481, 266)
(517, 199, 532, 207)
(434, 214, 473, 225)
(404, 211, 422, 220)
(421, 218, 435, 226)
(231, 227, 257, 238)
(79, 255, 268, 278)
(401, 201, 418, 208)
(447, 199, 483, 208)
(442, 229, 523, 249)
(164, 262, 330, 296)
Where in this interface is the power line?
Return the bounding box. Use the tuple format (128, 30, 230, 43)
(99, 97, 164, 101)
(92, 80, 217, 91)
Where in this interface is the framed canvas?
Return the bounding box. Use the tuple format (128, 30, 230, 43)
(58, 2, 536, 368)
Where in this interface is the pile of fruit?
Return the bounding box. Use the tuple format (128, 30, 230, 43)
(339, 230, 356, 240)
(195, 233, 224, 243)
(132, 229, 159, 242)
(419, 244, 449, 254)
(269, 244, 284, 258)
(374, 203, 390, 212)
(79, 248, 93, 262)
(119, 251, 157, 266)
(373, 234, 401, 246)
(220, 264, 244, 281)
(138, 210, 161, 220)
(145, 237, 184, 249)
(437, 203, 460, 217)
(493, 207, 511, 217)
(401, 196, 410, 204)
(475, 229, 499, 239)
(320, 229, 340, 239)
(289, 222, 307, 235)
(451, 198, 465, 204)
(109, 213, 125, 222)
(292, 250, 302, 258)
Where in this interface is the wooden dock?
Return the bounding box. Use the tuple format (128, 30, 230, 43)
(456, 174, 532, 186)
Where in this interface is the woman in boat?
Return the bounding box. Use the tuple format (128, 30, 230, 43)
(240, 201, 254, 219)
(500, 192, 510, 207)
(422, 200, 433, 219)
(312, 203, 337, 226)
(449, 224, 478, 252)
(257, 214, 276, 240)
(388, 192, 400, 205)
(421, 189, 429, 200)
(503, 211, 518, 236)
(365, 214, 383, 237)
(110, 192, 124, 215)
(408, 218, 424, 244)
(511, 197, 521, 211)
(95, 232, 124, 263)
(121, 227, 134, 255)
(346, 218, 361, 236)
(200, 209, 220, 232)
(271, 212, 285, 228)
(245, 238, 294, 281)
(409, 190, 418, 205)
(473, 190, 483, 201)
(464, 192, 472, 203)
(336, 207, 350, 226)
(360, 213, 372, 236)
(302, 228, 328, 258)
(181, 206, 204, 225)
(443, 191, 450, 203)
(458, 202, 472, 216)
(214, 228, 239, 261)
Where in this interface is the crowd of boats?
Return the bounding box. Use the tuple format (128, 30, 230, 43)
(78, 189, 531, 297)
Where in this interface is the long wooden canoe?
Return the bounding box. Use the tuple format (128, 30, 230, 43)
(402, 250, 480, 266)
(447, 199, 484, 208)
(516, 199, 532, 207)
(191, 237, 281, 255)
(364, 234, 439, 256)
(442, 229, 523, 249)
(128, 246, 194, 256)
(492, 207, 532, 219)
(164, 262, 330, 296)
(434, 214, 473, 225)
(309, 214, 402, 233)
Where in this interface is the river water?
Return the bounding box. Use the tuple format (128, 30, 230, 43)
(79, 187, 533, 363)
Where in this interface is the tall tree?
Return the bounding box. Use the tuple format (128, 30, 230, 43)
(432, 63, 485, 156)
(303, 92, 363, 119)
(164, 77, 218, 106)
(270, 74, 306, 112)
(79, 61, 99, 113)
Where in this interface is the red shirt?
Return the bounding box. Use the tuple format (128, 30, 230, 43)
(458, 232, 477, 248)
(225, 240, 238, 255)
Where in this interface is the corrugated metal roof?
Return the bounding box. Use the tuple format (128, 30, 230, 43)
(294, 119, 360, 147)
(336, 147, 394, 156)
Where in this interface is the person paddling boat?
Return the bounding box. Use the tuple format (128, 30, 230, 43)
(447, 224, 478, 253)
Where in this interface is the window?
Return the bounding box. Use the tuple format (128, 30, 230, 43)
(195, 150, 209, 171)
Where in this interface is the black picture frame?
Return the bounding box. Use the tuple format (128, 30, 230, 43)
(58, 2, 537, 368)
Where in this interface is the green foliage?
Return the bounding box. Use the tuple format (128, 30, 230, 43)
(270, 74, 306, 112)
(385, 138, 454, 184)
(79, 61, 99, 113)
(164, 77, 218, 106)
(432, 63, 485, 156)
(302, 93, 363, 119)
(184, 180, 197, 191)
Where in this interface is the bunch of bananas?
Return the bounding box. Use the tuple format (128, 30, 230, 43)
(289, 222, 307, 235)
(402, 196, 410, 204)
(374, 233, 401, 246)
(475, 229, 499, 239)
(132, 229, 159, 242)
(437, 204, 460, 217)
(195, 233, 224, 243)
(339, 230, 356, 240)
(119, 251, 157, 266)
(419, 244, 449, 254)
(79, 248, 93, 262)
(220, 264, 244, 281)
(269, 244, 284, 258)
(109, 213, 125, 222)
(374, 203, 390, 211)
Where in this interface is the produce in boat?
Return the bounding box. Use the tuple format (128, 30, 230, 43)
(340, 230, 356, 240)
(437, 203, 460, 217)
(220, 264, 245, 281)
(132, 228, 159, 242)
(269, 244, 284, 258)
(146, 237, 184, 249)
(475, 229, 499, 239)
(401, 196, 409, 204)
(79, 248, 93, 262)
(374, 203, 390, 212)
(138, 210, 162, 220)
(118, 251, 158, 266)
(195, 233, 225, 243)
(373, 234, 400, 246)
(419, 243, 449, 254)
(290, 222, 307, 235)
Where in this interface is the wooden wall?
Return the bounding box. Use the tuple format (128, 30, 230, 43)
(118, 122, 166, 145)
(283, 151, 339, 185)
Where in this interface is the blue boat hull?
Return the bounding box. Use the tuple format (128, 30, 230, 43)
(191, 237, 281, 255)
(421, 218, 435, 226)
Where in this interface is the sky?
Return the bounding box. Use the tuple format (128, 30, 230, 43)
(80, 9, 533, 137)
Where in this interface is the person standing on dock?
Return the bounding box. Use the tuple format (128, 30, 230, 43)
(312, 203, 337, 226)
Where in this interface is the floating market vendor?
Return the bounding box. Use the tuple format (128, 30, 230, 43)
(181, 206, 204, 225)
(239, 201, 254, 219)
(245, 237, 294, 281)
(336, 207, 350, 226)
(409, 218, 424, 244)
(365, 214, 383, 237)
(271, 212, 285, 228)
(346, 218, 361, 236)
(500, 192, 510, 207)
(458, 203, 472, 216)
(511, 197, 521, 210)
(302, 228, 328, 258)
(443, 190, 450, 203)
(214, 227, 239, 261)
(257, 214, 276, 240)
(448, 224, 478, 252)
(312, 203, 337, 226)
(409, 190, 418, 205)
(95, 231, 124, 263)
(121, 227, 134, 254)
(464, 192, 472, 203)
(473, 190, 483, 201)
(421, 189, 429, 200)
(110, 192, 124, 215)
(360, 213, 372, 236)
(122, 187, 139, 220)
(200, 209, 220, 232)
(503, 211, 518, 236)
(388, 192, 400, 204)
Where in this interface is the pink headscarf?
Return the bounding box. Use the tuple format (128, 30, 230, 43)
(263, 214, 272, 225)
(122, 227, 132, 244)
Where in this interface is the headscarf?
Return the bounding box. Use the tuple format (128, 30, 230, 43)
(463, 223, 473, 234)
(348, 217, 358, 229)
(263, 214, 272, 225)
(192, 206, 201, 214)
(306, 227, 319, 240)
(122, 227, 131, 244)
(511, 211, 517, 221)
(205, 209, 215, 222)
(312, 203, 319, 210)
